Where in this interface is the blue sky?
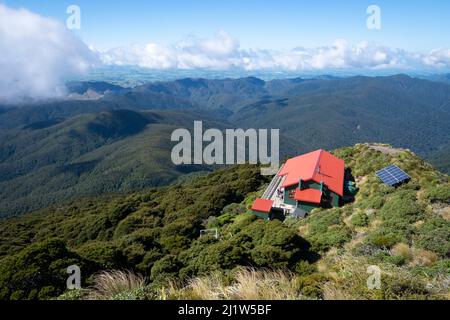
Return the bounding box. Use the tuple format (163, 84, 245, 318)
(4, 0, 450, 51)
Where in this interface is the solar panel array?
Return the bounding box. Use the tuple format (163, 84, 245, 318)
(376, 165, 410, 187)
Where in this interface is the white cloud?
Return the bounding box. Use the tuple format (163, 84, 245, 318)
(0, 4, 98, 103)
(101, 31, 241, 70)
(99, 31, 450, 73)
(423, 48, 450, 68)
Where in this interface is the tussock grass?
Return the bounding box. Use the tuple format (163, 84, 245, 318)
(410, 249, 438, 267)
(227, 268, 300, 300)
(160, 268, 303, 300)
(391, 243, 413, 262)
(319, 252, 441, 300)
(88, 270, 146, 300)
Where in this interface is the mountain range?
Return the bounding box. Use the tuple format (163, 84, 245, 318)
(0, 74, 449, 217)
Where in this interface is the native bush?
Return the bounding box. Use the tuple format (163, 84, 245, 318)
(0, 239, 96, 300)
(416, 217, 450, 257)
(424, 184, 450, 203)
(150, 255, 183, 283)
(366, 227, 403, 249)
(379, 190, 424, 224)
(350, 212, 369, 227)
(76, 242, 126, 269)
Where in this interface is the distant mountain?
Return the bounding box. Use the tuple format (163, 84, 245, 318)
(133, 77, 268, 110)
(231, 75, 450, 157)
(66, 81, 124, 95)
(129, 74, 450, 162)
(0, 93, 195, 130)
(420, 73, 450, 85)
(426, 141, 450, 174)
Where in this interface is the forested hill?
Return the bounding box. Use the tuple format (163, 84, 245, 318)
(0, 144, 448, 300)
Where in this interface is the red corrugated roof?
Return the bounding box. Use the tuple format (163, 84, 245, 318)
(251, 198, 273, 213)
(278, 149, 345, 196)
(294, 188, 322, 204)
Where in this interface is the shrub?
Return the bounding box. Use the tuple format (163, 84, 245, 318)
(411, 259, 450, 277)
(76, 242, 126, 269)
(160, 235, 190, 254)
(57, 289, 88, 300)
(350, 212, 369, 227)
(150, 255, 183, 282)
(0, 239, 96, 300)
(251, 245, 291, 268)
(383, 254, 406, 266)
(294, 261, 317, 276)
(379, 191, 424, 224)
(121, 243, 146, 265)
(366, 227, 402, 248)
(136, 249, 164, 275)
(363, 196, 384, 210)
(295, 274, 328, 299)
(416, 217, 450, 257)
(108, 201, 139, 226)
(308, 226, 352, 252)
(425, 184, 450, 204)
(379, 274, 429, 299)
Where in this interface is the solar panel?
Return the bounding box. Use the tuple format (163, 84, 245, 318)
(376, 165, 410, 186)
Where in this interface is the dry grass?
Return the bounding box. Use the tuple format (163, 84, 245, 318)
(187, 272, 230, 300)
(391, 243, 413, 261)
(433, 204, 450, 221)
(161, 268, 303, 300)
(320, 254, 373, 300)
(88, 270, 146, 300)
(319, 251, 445, 300)
(368, 144, 402, 155)
(298, 224, 309, 236)
(344, 235, 365, 251)
(228, 268, 300, 300)
(413, 220, 425, 228)
(369, 218, 383, 230)
(410, 249, 438, 267)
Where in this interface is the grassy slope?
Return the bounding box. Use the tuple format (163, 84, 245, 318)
(0, 143, 449, 300)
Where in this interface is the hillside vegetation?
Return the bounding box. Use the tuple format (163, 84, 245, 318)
(0, 109, 226, 217)
(0, 144, 448, 300)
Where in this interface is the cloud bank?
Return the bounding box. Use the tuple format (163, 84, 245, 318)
(0, 4, 98, 103)
(100, 31, 450, 72)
